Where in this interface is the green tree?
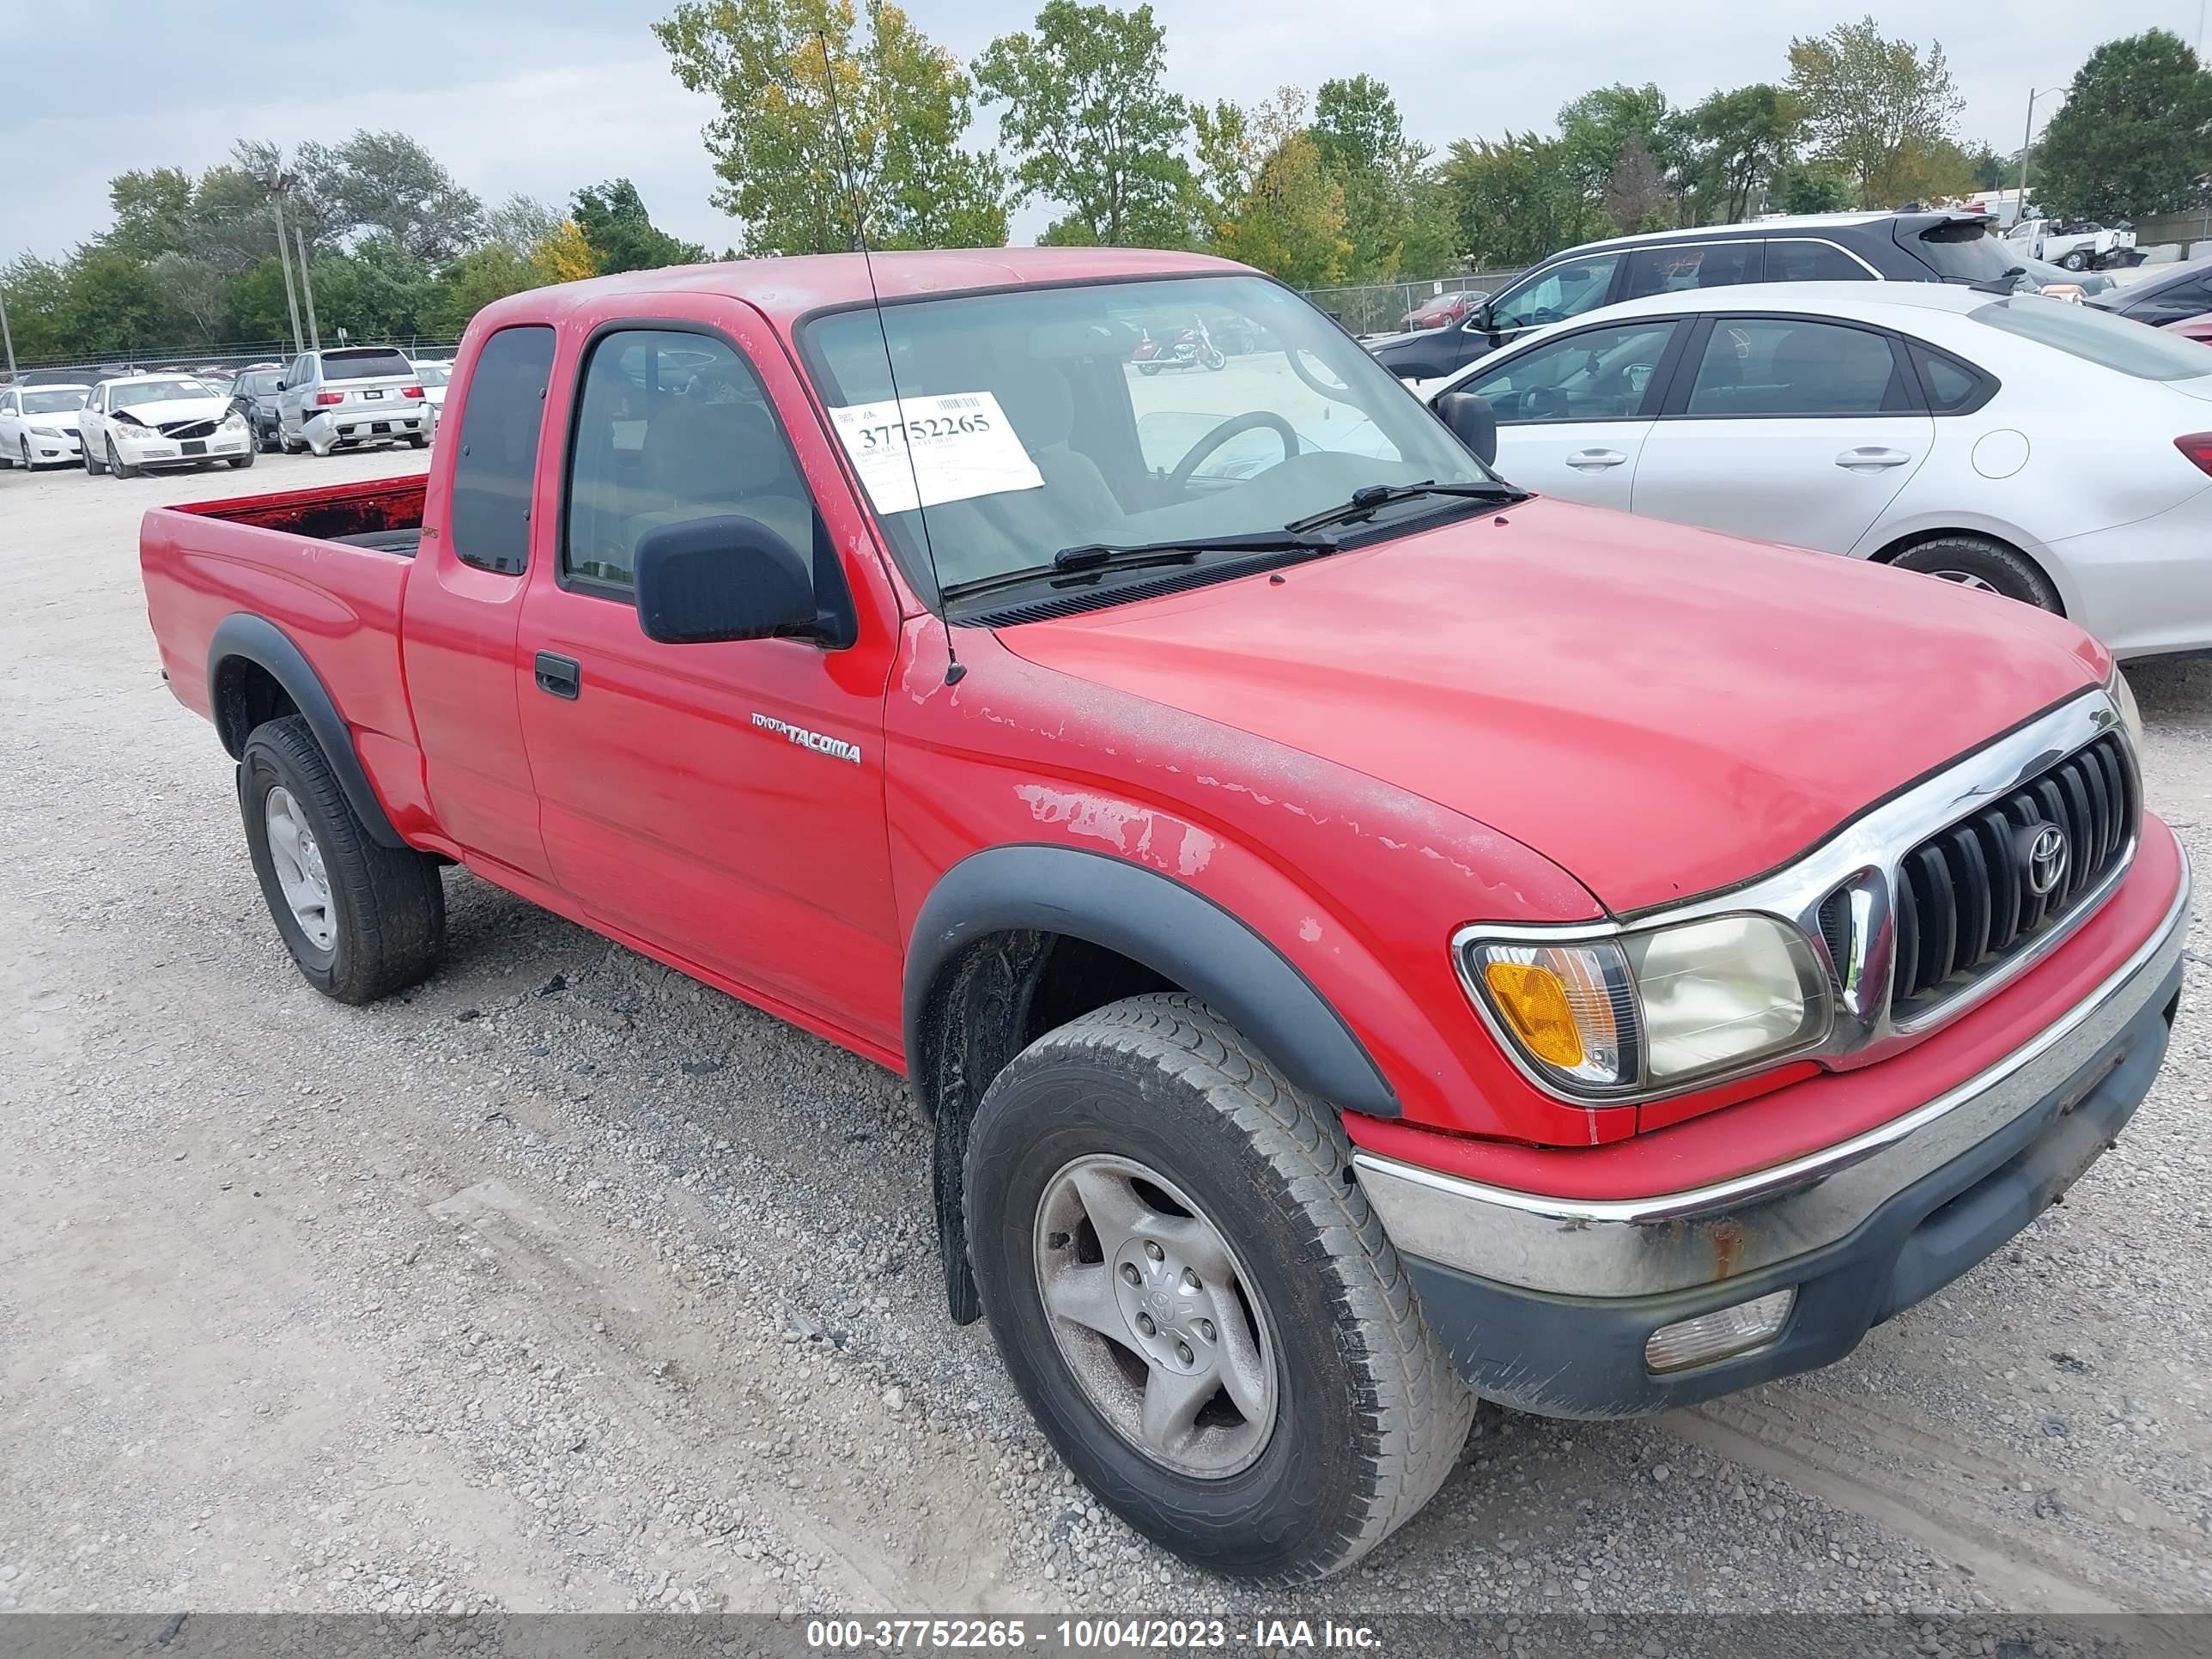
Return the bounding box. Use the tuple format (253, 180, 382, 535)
(103, 168, 196, 263)
(656, 0, 1006, 255)
(1602, 138, 1673, 234)
(1557, 83, 1674, 202)
(221, 258, 298, 340)
(1677, 84, 1801, 222)
(1775, 163, 1855, 214)
(1208, 88, 1350, 287)
(975, 2, 1191, 246)
(1787, 17, 1962, 209)
(307, 236, 436, 339)
(426, 244, 544, 335)
(571, 179, 708, 273)
(1438, 133, 1609, 267)
(1310, 75, 1429, 278)
(298, 130, 485, 263)
(2035, 29, 2212, 222)
(1964, 141, 2009, 191)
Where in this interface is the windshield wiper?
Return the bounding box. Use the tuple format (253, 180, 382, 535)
(1050, 530, 1337, 573)
(1285, 479, 1524, 533)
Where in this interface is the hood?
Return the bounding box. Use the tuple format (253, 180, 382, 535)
(995, 500, 2106, 915)
(112, 395, 230, 427)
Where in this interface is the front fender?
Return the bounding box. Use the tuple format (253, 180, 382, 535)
(904, 842, 1397, 1119)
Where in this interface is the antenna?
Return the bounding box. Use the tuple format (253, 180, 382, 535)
(816, 27, 966, 686)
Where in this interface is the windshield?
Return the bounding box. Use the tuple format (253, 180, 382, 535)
(1972, 296, 2212, 380)
(799, 274, 1490, 604)
(109, 380, 215, 407)
(238, 372, 283, 394)
(23, 389, 88, 414)
(1908, 220, 2017, 283)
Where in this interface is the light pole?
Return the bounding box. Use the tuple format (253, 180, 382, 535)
(294, 224, 321, 351)
(2018, 86, 2066, 213)
(270, 174, 306, 359)
(0, 276, 17, 385)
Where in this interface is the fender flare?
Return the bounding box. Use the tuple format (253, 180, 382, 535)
(207, 612, 408, 849)
(904, 842, 1398, 1118)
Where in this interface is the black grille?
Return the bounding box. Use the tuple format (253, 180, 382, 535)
(160, 418, 217, 440)
(1888, 733, 2136, 1011)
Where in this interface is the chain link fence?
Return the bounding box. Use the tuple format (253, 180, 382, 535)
(1299, 271, 1525, 338)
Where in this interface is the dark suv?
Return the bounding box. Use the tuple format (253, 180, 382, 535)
(2085, 256, 2212, 328)
(226, 367, 288, 453)
(1371, 210, 2021, 380)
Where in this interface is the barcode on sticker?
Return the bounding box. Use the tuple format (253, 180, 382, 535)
(943, 396, 983, 410)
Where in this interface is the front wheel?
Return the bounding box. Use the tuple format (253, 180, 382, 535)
(964, 994, 1473, 1584)
(227, 448, 256, 469)
(107, 438, 137, 479)
(240, 714, 447, 1003)
(1892, 534, 2061, 611)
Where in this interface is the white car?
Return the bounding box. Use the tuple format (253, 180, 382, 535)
(0, 382, 90, 468)
(412, 361, 451, 428)
(79, 374, 255, 477)
(1427, 281, 2212, 659)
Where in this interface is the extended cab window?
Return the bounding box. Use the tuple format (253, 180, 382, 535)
(1465, 320, 1678, 423)
(448, 325, 556, 575)
(1681, 319, 1911, 416)
(563, 328, 817, 592)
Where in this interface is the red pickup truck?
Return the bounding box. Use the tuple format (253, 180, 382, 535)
(142, 248, 2187, 1583)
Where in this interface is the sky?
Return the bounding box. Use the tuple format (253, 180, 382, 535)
(2, 0, 2204, 264)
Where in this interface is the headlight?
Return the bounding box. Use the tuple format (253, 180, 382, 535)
(222, 410, 247, 430)
(1462, 914, 1830, 1098)
(27, 424, 59, 437)
(2106, 664, 2143, 752)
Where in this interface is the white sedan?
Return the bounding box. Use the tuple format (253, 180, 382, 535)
(79, 374, 255, 477)
(0, 382, 90, 469)
(1427, 281, 2212, 659)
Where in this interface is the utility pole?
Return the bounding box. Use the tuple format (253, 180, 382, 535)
(270, 179, 305, 358)
(294, 225, 321, 350)
(2018, 86, 2064, 214)
(0, 277, 17, 385)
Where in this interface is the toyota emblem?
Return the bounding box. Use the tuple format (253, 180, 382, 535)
(2019, 823, 2069, 897)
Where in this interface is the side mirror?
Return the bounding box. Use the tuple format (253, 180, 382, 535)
(274, 381, 286, 392)
(634, 515, 819, 646)
(1436, 392, 1498, 467)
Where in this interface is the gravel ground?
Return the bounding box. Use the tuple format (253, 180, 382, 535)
(2, 446, 2209, 1619)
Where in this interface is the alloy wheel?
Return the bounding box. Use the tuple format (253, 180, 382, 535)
(264, 786, 337, 951)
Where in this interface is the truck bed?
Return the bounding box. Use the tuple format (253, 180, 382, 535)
(142, 474, 428, 799)
(168, 473, 427, 553)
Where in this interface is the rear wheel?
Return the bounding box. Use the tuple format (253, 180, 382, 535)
(1891, 534, 2060, 611)
(964, 994, 1473, 1584)
(2061, 249, 2089, 271)
(404, 433, 428, 449)
(239, 715, 447, 1004)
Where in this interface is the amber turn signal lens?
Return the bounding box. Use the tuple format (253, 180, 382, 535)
(1483, 961, 1584, 1068)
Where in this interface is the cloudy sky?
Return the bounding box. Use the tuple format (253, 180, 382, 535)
(1, 0, 2202, 261)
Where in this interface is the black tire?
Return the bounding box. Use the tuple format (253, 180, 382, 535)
(1890, 534, 2061, 611)
(227, 448, 255, 469)
(964, 994, 1473, 1584)
(84, 438, 106, 475)
(2061, 249, 2088, 271)
(239, 714, 446, 1004)
(404, 433, 428, 449)
(107, 438, 136, 479)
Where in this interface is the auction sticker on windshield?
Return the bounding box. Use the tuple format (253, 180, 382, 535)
(828, 392, 1043, 514)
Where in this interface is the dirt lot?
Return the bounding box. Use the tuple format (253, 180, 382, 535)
(3, 446, 2209, 1619)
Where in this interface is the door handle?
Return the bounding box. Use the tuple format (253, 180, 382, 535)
(1565, 448, 1627, 470)
(1835, 447, 1912, 472)
(534, 652, 581, 700)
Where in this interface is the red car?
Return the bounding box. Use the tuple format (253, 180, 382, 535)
(141, 247, 2185, 1583)
(1399, 288, 1484, 331)
(2166, 313, 2212, 347)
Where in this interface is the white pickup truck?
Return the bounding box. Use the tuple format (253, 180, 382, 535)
(2006, 217, 2138, 272)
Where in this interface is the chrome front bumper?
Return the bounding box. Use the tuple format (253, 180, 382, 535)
(1356, 826, 2191, 1300)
